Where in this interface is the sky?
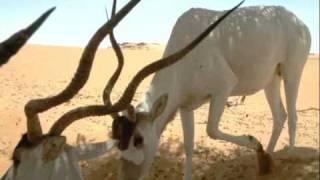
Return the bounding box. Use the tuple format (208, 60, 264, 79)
(0, 0, 319, 53)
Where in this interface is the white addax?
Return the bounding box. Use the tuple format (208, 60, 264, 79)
(118, 5, 311, 180)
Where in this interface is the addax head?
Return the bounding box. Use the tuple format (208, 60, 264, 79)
(6, 134, 66, 180)
(112, 94, 168, 179)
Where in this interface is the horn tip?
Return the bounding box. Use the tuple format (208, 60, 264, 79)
(46, 7, 56, 15)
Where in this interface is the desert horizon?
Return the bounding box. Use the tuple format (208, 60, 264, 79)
(0, 43, 319, 179)
(12, 43, 320, 55)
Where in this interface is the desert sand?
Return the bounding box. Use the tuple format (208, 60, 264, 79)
(0, 44, 319, 179)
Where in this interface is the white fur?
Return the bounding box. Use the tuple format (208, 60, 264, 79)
(119, 5, 311, 180)
(121, 142, 144, 165)
(2, 139, 117, 180)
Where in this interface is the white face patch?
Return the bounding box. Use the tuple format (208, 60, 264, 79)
(120, 141, 144, 165)
(120, 118, 158, 167)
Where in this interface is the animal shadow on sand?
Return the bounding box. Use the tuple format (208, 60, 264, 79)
(81, 137, 319, 180)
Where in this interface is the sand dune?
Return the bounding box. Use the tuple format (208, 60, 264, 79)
(0, 44, 318, 179)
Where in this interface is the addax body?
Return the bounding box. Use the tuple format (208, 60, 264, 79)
(119, 5, 311, 180)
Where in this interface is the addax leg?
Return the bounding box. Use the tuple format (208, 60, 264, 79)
(179, 108, 194, 180)
(282, 50, 308, 148)
(264, 74, 287, 153)
(282, 30, 309, 148)
(283, 71, 302, 148)
(206, 92, 261, 150)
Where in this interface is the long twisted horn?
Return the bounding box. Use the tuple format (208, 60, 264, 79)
(25, 0, 141, 142)
(0, 7, 55, 67)
(49, 0, 244, 136)
(103, 0, 123, 119)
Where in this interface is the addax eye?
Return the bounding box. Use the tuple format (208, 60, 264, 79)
(133, 134, 144, 148)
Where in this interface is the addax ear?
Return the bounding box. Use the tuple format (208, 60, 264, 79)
(150, 94, 168, 121)
(42, 136, 66, 162)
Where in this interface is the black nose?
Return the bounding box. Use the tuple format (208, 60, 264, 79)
(134, 135, 143, 148)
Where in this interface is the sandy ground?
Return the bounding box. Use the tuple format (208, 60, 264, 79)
(0, 44, 319, 179)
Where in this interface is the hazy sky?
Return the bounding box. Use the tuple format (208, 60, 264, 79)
(0, 0, 319, 53)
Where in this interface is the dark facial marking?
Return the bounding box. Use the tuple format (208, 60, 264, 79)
(12, 134, 34, 168)
(112, 116, 136, 151)
(12, 133, 48, 168)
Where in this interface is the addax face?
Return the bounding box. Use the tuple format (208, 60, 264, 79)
(113, 94, 168, 180)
